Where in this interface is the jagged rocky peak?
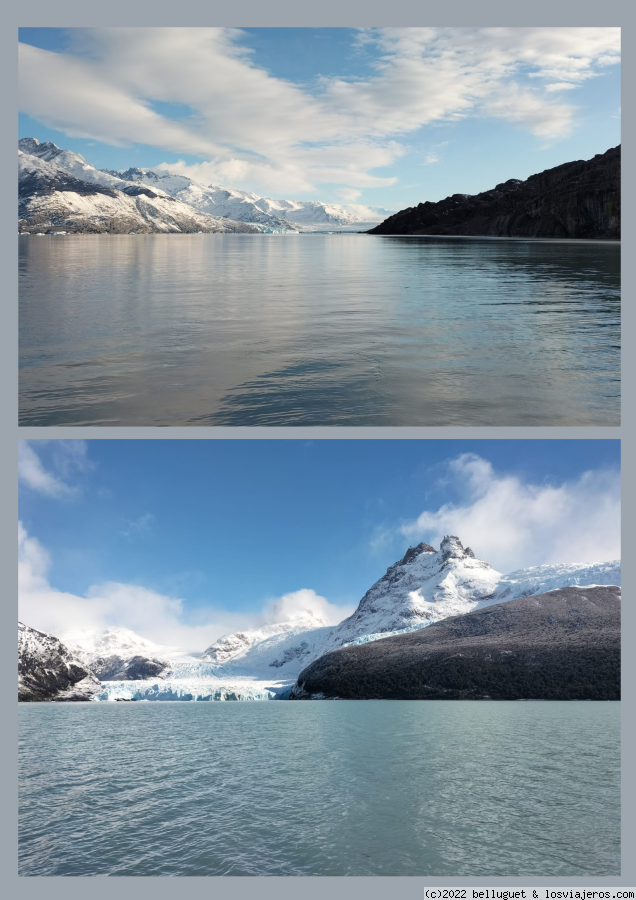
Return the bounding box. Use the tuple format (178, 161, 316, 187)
(326, 536, 502, 649)
(391, 536, 477, 571)
(397, 542, 436, 566)
(19, 137, 45, 154)
(116, 167, 162, 183)
(440, 535, 477, 561)
(18, 137, 83, 164)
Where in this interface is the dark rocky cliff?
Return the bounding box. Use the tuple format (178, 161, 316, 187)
(18, 622, 102, 701)
(290, 585, 620, 701)
(368, 147, 620, 239)
(89, 654, 167, 681)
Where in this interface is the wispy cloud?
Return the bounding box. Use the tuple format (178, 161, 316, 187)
(18, 440, 91, 498)
(399, 453, 620, 573)
(335, 187, 362, 202)
(121, 512, 156, 540)
(19, 27, 619, 195)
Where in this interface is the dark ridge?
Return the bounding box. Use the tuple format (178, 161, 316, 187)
(368, 146, 620, 240)
(291, 585, 620, 701)
(116, 167, 162, 183)
(90, 655, 167, 681)
(19, 170, 119, 200)
(121, 184, 160, 199)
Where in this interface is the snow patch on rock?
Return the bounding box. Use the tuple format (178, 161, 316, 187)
(18, 622, 101, 701)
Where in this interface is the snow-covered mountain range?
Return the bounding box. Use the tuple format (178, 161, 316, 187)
(18, 536, 621, 702)
(26, 539, 622, 699)
(111, 168, 394, 230)
(18, 147, 259, 235)
(18, 138, 394, 233)
(192, 537, 621, 684)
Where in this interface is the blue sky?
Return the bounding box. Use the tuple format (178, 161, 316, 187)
(19, 440, 620, 650)
(18, 27, 620, 209)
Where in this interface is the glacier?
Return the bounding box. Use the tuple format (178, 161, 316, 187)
(486, 560, 621, 603)
(94, 679, 292, 702)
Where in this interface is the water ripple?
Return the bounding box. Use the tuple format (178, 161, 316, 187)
(19, 701, 620, 876)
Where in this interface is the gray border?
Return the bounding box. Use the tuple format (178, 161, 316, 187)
(5, 0, 634, 896)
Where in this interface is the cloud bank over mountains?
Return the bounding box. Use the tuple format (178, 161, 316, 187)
(19, 27, 620, 196)
(18, 522, 354, 652)
(18, 441, 620, 652)
(401, 453, 621, 574)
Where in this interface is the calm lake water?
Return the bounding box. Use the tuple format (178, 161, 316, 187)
(19, 701, 620, 876)
(19, 234, 620, 426)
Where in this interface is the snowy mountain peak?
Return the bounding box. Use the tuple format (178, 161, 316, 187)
(334, 537, 500, 643)
(19, 137, 48, 154)
(180, 538, 503, 685)
(19, 137, 68, 158)
(63, 626, 165, 662)
(201, 608, 330, 666)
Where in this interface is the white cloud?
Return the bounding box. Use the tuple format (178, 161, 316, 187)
(482, 83, 575, 140)
(18, 523, 353, 652)
(545, 82, 579, 92)
(18, 440, 90, 497)
(335, 187, 362, 202)
(400, 453, 620, 574)
(265, 588, 355, 628)
(19, 27, 619, 196)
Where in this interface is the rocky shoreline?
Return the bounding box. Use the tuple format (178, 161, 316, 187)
(368, 146, 620, 240)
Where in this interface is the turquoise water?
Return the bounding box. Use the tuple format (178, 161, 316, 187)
(19, 235, 620, 426)
(18, 701, 620, 876)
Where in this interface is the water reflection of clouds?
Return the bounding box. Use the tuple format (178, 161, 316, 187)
(19, 235, 620, 426)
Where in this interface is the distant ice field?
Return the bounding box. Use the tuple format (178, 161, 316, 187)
(19, 234, 620, 426)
